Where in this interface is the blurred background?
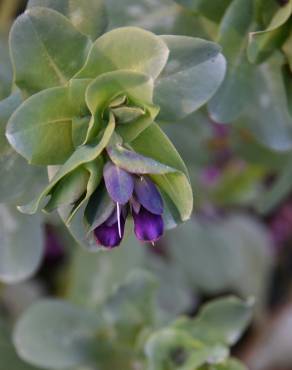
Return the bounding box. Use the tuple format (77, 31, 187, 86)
(1, 0, 292, 369)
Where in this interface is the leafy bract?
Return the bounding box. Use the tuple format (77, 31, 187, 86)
(130, 123, 193, 221)
(85, 70, 157, 141)
(0, 205, 44, 283)
(0, 92, 44, 203)
(6, 87, 76, 165)
(76, 26, 169, 80)
(9, 7, 90, 95)
(208, 0, 254, 123)
(17, 114, 115, 215)
(13, 300, 100, 369)
(155, 35, 226, 121)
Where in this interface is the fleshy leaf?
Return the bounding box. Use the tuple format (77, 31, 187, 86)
(107, 143, 176, 175)
(116, 110, 159, 144)
(69, 78, 92, 146)
(173, 296, 253, 346)
(103, 270, 157, 340)
(18, 114, 115, 215)
(9, 7, 90, 95)
(160, 190, 182, 230)
(104, 0, 208, 38)
(208, 0, 254, 123)
(0, 91, 22, 153)
(145, 328, 222, 370)
(65, 158, 104, 225)
(76, 26, 169, 80)
(85, 186, 115, 233)
(103, 161, 134, 204)
(68, 78, 91, 117)
(27, 0, 108, 40)
(112, 106, 145, 124)
(6, 86, 77, 165)
(155, 36, 226, 120)
(130, 123, 193, 222)
(237, 54, 292, 151)
(0, 92, 39, 203)
(0, 205, 44, 284)
(248, 0, 292, 64)
(13, 300, 100, 369)
(44, 166, 89, 213)
(85, 70, 155, 141)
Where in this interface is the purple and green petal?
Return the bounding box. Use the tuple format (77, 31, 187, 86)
(103, 161, 134, 204)
(134, 176, 163, 215)
(133, 206, 164, 243)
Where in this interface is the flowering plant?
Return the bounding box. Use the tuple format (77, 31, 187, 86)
(4, 2, 225, 249)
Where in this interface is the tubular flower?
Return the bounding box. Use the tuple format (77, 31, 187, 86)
(93, 161, 164, 248)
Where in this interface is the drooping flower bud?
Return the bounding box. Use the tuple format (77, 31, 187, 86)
(134, 176, 163, 215)
(94, 161, 164, 247)
(103, 161, 134, 205)
(133, 206, 164, 243)
(94, 205, 126, 248)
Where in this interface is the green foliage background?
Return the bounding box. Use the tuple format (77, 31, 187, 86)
(1, 0, 292, 369)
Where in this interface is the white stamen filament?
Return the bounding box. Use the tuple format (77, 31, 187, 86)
(117, 203, 122, 238)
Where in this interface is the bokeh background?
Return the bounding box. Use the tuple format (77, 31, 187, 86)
(1, 0, 292, 369)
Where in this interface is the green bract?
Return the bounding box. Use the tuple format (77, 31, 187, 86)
(5, 5, 226, 249)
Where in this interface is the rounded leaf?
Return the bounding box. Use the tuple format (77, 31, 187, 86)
(77, 26, 169, 80)
(86, 70, 154, 117)
(208, 0, 254, 123)
(0, 205, 44, 283)
(6, 87, 76, 165)
(155, 36, 226, 120)
(9, 7, 90, 95)
(13, 299, 100, 369)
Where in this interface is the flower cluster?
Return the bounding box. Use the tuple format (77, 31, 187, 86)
(94, 161, 164, 248)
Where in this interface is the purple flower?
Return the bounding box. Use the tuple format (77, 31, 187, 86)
(93, 161, 164, 248)
(94, 209, 126, 248)
(133, 206, 163, 242)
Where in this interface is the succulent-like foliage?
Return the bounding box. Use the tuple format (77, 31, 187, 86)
(5, 4, 226, 249)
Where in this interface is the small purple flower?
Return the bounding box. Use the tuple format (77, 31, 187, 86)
(133, 206, 163, 242)
(93, 161, 164, 248)
(94, 209, 126, 248)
